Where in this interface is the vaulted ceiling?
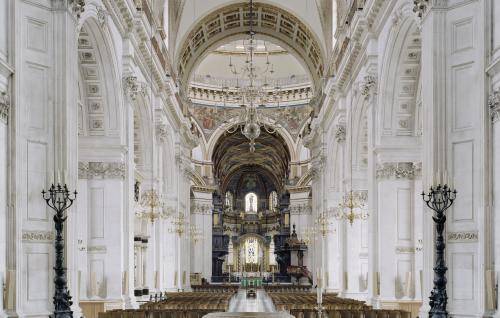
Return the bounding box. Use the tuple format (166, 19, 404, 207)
(212, 129, 290, 192)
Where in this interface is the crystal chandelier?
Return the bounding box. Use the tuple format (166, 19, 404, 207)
(220, 0, 281, 152)
(169, 214, 186, 236)
(315, 212, 334, 237)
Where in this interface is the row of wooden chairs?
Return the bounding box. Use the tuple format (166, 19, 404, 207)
(264, 285, 312, 293)
(99, 291, 236, 318)
(191, 284, 239, 293)
(290, 309, 411, 318)
(270, 293, 368, 311)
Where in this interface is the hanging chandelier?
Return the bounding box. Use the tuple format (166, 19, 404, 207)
(220, 0, 281, 152)
(336, 191, 368, 226)
(139, 189, 163, 223)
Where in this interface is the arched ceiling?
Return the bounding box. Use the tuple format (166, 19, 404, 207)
(174, 0, 326, 57)
(176, 1, 325, 90)
(212, 129, 290, 191)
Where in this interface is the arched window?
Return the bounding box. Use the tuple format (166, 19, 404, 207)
(245, 192, 258, 213)
(269, 191, 278, 212)
(225, 191, 233, 210)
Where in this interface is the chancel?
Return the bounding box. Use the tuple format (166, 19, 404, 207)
(0, 1, 499, 318)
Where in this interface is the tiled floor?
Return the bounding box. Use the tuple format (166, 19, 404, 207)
(228, 289, 276, 312)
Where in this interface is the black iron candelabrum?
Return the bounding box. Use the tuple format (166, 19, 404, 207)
(421, 184, 457, 318)
(42, 183, 77, 318)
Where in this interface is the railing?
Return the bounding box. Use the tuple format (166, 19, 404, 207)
(191, 74, 311, 88)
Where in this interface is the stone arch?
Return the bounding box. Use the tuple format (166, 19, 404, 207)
(378, 7, 421, 141)
(176, 1, 325, 92)
(133, 93, 154, 171)
(77, 18, 123, 141)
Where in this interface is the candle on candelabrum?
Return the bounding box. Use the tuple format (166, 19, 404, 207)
(422, 181, 457, 318)
(42, 182, 77, 318)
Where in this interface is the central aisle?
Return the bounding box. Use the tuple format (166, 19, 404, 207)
(228, 289, 276, 312)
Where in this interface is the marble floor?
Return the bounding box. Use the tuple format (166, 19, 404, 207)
(228, 289, 276, 312)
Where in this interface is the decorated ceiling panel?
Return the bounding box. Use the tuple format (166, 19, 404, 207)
(190, 104, 312, 140)
(212, 130, 290, 191)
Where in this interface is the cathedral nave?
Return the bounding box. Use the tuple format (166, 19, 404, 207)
(0, 0, 498, 317)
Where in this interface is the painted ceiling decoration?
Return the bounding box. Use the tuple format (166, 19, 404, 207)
(176, 1, 325, 92)
(189, 103, 312, 140)
(212, 129, 290, 192)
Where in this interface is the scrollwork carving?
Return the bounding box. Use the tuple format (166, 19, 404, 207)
(22, 230, 55, 242)
(447, 231, 478, 243)
(79, 161, 126, 179)
(376, 162, 422, 180)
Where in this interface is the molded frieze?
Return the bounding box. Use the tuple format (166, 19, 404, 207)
(376, 162, 422, 180)
(79, 161, 126, 179)
(191, 202, 213, 215)
(22, 230, 55, 243)
(447, 231, 478, 243)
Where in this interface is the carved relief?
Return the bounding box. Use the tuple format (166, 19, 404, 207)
(0, 92, 10, 124)
(360, 75, 377, 97)
(96, 7, 108, 27)
(334, 124, 346, 143)
(124, 76, 139, 100)
(70, 0, 86, 19)
(376, 162, 422, 180)
(191, 202, 213, 215)
(413, 0, 429, 18)
(447, 231, 478, 243)
(79, 161, 126, 179)
(88, 245, 107, 253)
(156, 123, 169, 142)
(22, 230, 55, 242)
(396, 246, 415, 254)
(489, 89, 500, 123)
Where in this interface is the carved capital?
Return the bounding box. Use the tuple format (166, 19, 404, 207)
(376, 162, 422, 180)
(360, 75, 377, 97)
(0, 92, 10, 124)
(334, 124, 346, 143)
(489, 89, 500, 123)
(79, 161, 126, 179)
(289, 203, 312, 215)
(191, 202, 213, 215)
(124, 76, 139, 100)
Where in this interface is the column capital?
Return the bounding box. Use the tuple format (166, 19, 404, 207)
(489, 89, 500, 123)
(0, 92, 10, 124)
(53, 0, 86, 20)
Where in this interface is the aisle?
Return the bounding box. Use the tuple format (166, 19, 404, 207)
(228, 289, 276, 312)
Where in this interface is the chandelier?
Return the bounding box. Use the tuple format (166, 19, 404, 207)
(315, 212, 334, 237)
(336, 191, 368, 225)
(189, 225, 203, 244)
(220, 0, 282, 152)
(169, 214, 186, 236)
(139, 189, 162, 223)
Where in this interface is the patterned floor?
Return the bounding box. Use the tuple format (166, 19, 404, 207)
(228, 289, 276, 312)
